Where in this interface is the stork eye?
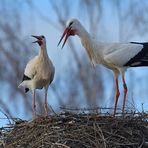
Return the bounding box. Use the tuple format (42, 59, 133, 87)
(41, 35, 45, 38)
(69, 22, 73, 27)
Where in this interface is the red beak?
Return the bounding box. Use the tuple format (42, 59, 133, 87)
(57, 27, 72, 48)
(31, 35, 42, 43)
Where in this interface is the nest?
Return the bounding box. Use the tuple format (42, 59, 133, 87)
(0, 112, 148, 148)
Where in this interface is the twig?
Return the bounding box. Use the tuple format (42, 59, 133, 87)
(49, 105, 58, 116)
(52, 142, 70, 148)
(0, 108, 11, 125)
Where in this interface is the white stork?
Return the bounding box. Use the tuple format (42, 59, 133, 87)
(58, 18, 148, 116)
(19, 35, 55, 117)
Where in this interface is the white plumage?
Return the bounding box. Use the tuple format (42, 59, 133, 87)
(58, 18, 148, 116)
(19, 35, 55, 116)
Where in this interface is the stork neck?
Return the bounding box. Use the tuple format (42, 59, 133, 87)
(39, 45, 48, 59)
(77, 27, 93, 51)
(77, 26, 90, 39)
(79, 31, 97, 65)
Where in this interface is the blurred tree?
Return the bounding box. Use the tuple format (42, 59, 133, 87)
(0, 0, 105, 118)
(48, 0, 105, 108)
(0, 1, 34, 117)
(0, 0, 148, 118)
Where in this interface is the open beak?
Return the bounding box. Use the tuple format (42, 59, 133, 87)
(31, 35, 42, 43)
(57, 27, 72, 48)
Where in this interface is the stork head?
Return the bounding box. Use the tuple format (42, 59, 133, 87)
(58, 19, 83, 48)
(31, 35, 46, 47)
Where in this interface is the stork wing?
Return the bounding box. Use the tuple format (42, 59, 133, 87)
(103, 43, 143, 67)
(24, 56, 38, 79)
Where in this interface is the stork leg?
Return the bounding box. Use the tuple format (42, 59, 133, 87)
(121, 73, 127, 113)
(32, 89, 36, 116)
(113, 73, 120, 117)
(44, 87, 48, 116)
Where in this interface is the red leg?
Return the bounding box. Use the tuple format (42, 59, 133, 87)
(44, 90, 48, 116)
(32, 90, 36, 116)
(114, 77, 120, 116)
(122, 75, 127, 113)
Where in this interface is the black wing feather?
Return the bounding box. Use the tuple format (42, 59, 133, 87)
(22, 74, 31, 81)
(22, 74, 31, 93)
(124, 42, 148, 67)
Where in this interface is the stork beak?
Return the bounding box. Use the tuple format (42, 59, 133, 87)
(31, 35, 42, 43)
(57, 27, 72, 49)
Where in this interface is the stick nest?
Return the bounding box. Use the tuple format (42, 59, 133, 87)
(1, 112, 148, 148)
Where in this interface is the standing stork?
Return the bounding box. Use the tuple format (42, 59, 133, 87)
(19, 35, 55, 117)
(58, 18, 148, 116)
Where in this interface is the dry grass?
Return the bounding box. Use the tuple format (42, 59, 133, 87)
(0, 112, 148, 148)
